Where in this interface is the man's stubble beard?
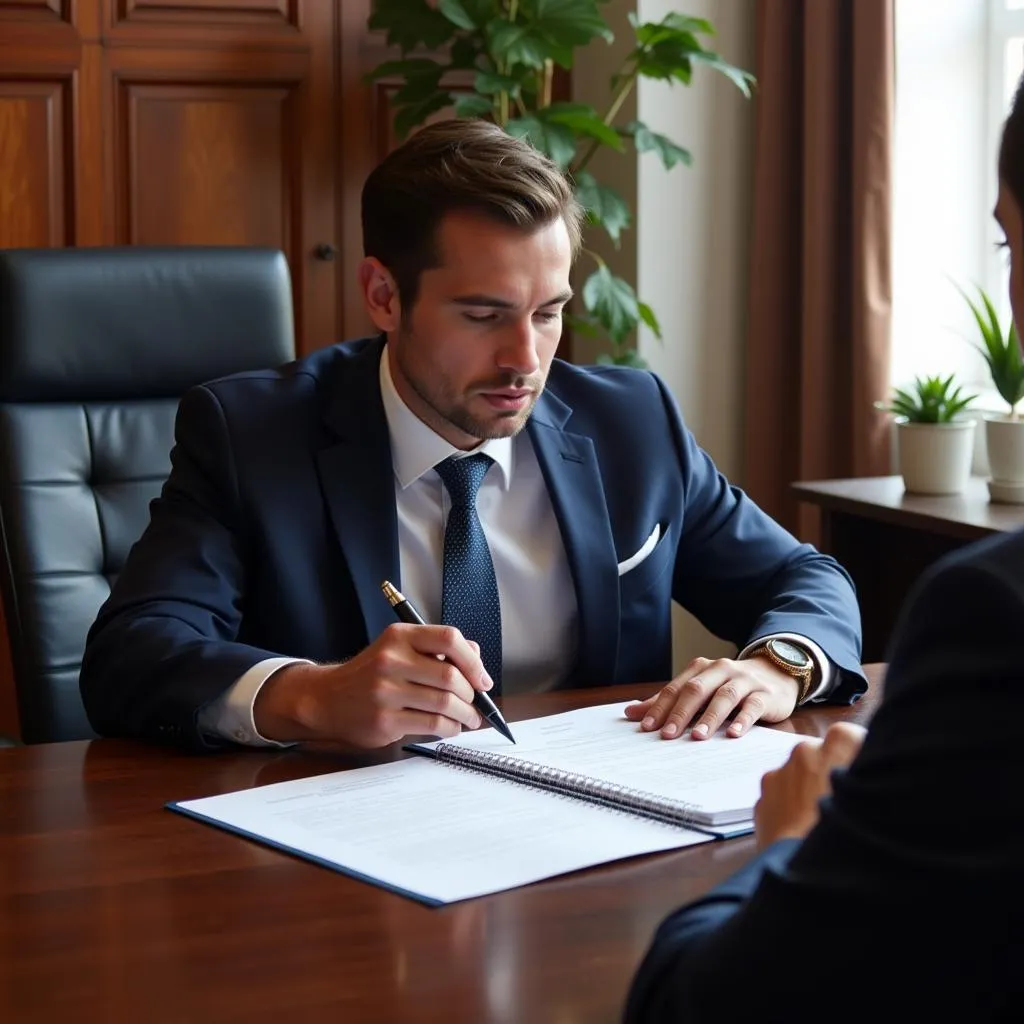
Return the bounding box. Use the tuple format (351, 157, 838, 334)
(394, 328, 546, 442)
(405, 369, 541, 441)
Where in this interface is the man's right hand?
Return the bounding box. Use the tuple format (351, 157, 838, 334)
(251, 623, 492, 749)
(753, 721, 866, 849)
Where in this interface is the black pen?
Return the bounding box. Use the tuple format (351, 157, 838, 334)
(380, 580, 516, 744)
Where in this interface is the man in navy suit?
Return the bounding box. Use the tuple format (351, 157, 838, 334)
(80, 119, 864, 752)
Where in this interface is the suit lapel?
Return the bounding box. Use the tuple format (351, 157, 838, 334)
(316, 338, 401, 643)
(528, 393, 620, 685)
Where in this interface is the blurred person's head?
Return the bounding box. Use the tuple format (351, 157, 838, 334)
(996, 74, 1024, 332)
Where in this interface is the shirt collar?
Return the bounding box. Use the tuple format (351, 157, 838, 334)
(379, 345, 514, 491)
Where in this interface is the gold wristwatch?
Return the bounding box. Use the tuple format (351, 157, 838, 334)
(746, 638, 816, 704)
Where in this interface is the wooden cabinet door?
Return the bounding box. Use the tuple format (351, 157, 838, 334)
(100, 0, 338, 354)
(0, 0, 105, 248)
(0, 2, 342, 354)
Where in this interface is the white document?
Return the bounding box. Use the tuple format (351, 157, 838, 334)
(172, 756, 709, 904)
(171, 700, 812, 905)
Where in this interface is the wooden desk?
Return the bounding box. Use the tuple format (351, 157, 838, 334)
(0, 673, 882, 1024)
(794, 475, 1024, 662)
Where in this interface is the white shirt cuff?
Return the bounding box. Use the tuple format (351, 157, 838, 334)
(196, 657, 311, 747)
(738, 633, 833, 704)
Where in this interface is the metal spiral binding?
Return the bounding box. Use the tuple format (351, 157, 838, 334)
(432, 745, 702, 829)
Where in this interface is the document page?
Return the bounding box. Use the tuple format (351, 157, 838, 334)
(412, 701, 814, 825)
(171, 756, 710, 905)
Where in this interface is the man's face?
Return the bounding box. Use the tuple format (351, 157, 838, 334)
(996, 180, 1024, 338)
(379, 211, 573, 450)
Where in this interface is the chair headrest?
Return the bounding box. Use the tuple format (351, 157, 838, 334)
(0, 247, 297, 402)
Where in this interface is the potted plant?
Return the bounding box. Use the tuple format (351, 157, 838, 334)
(365, 1, 753, 366)
(958, 283, 1024, 502)
(879, 374, 977, 495)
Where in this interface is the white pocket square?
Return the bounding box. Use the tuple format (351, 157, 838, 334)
(617, 524, 661, 577)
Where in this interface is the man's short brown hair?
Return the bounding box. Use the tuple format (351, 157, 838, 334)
(361, 119, 583, 309)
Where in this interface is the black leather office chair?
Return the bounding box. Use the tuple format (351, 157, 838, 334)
(0, 247, 297, 743)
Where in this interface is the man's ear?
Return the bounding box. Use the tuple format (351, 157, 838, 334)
(358, 257, 401, 332)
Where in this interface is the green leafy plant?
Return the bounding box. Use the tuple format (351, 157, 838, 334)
(877, 374, 977, 424)
(366, 0, 754, 366)
(956, 282, 1024, 418)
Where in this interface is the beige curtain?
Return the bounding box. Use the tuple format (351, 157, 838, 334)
(743, 0, 894, 541)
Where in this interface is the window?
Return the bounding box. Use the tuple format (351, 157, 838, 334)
(892, 0, 1023, 406)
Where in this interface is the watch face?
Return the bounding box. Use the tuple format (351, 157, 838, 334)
(769, 640, 811, 669)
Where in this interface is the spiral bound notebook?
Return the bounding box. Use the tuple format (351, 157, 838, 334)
(404, 703, 806, 829)
(169, 701, 811, 906)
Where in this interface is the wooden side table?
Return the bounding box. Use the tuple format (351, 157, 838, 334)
(793, 476, 1024, 661)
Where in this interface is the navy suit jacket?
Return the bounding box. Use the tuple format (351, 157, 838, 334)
(80, 336, 864, 747)
(625, 528, 1024, 1023)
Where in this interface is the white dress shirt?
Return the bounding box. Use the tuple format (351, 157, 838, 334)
(198, 348, 832, 746)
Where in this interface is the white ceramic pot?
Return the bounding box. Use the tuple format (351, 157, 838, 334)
(983, 414, 1024, 502)
(896, 419, 976, 495)
(984, 414, 1024, 481)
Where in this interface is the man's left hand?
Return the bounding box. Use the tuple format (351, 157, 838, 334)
(623, 654, 805, 740)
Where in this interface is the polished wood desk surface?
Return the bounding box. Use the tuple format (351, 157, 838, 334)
(1, 670, 884, 1024)
(794, 474, 1024, 540)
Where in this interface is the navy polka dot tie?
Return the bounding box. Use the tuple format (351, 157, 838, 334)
(435, 453, 502, 693)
